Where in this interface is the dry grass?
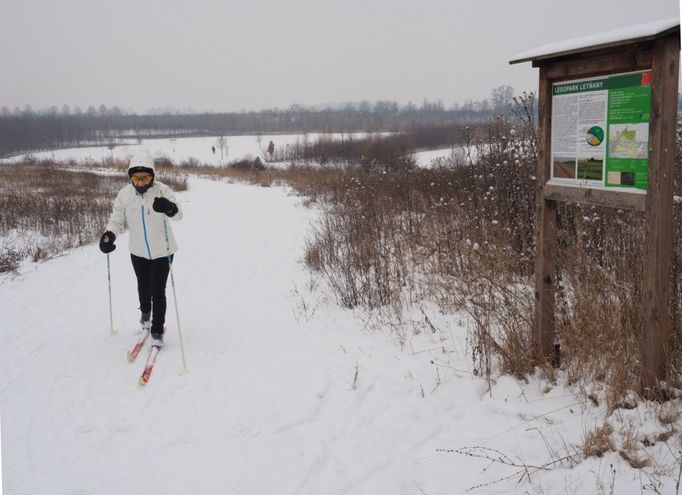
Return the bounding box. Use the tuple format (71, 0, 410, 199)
(616, 422, 652, 469)
(582, 423, 615, 458)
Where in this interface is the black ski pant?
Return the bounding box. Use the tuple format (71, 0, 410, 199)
(130, 254, 173, 336)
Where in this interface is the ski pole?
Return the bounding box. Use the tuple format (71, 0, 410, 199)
(163, 217, 188, 373)
(106, 253, 116, 335)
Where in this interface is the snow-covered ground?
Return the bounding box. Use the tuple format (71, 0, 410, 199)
(0, 133, 386, 167)
(412, 147, 471, 168)
(1, 176, 680, 494)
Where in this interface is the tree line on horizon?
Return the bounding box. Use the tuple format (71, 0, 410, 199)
(0, 87, 518, 157)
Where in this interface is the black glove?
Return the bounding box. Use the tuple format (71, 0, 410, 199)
(153, 197, 178, 217)
(99, 231, 116, 254)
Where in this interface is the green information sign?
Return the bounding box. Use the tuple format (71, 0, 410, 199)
(550, 70, 651, 191)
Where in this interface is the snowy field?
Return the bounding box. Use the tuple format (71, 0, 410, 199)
(412, 147, 472, 168)
(0, 133, 390, 167)
(1, 176, 680, 494)
(1, 134, 461, 169)
(0, 133, 324, 166)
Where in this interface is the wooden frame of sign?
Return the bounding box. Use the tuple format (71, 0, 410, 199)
(511, 25, 679, 393)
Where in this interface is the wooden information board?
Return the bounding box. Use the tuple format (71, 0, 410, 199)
(511, 20, 680, 392)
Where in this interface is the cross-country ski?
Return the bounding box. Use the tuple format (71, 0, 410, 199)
(127, 329, 150, 362)
(138, 346, 160, 386)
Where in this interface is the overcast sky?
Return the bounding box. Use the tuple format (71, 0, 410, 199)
(0, 0, 679, 113)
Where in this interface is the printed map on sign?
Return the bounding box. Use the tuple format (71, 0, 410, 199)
(608, 123, 649, 159)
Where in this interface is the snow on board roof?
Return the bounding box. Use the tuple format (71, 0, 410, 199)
(509, 17, 680, 65)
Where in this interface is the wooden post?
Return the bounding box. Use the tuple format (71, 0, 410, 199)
(533, 67, 557, 364)
(640, 33, 680, 393)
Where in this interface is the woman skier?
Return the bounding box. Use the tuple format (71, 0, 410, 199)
(99, 155, 182, 349)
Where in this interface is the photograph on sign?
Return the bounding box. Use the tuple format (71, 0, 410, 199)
(549, 70, 651, 192)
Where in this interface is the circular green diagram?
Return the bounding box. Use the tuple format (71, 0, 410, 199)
(586, 126, 604, 146)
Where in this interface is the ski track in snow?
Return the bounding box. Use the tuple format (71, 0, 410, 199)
(0, 177, 666, 494)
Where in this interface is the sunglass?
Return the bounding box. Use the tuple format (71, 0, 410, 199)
(131, 174, 152, 182)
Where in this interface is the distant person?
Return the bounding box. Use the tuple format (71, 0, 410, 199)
(99, 155, 182, 349)
(212, 146, 216, 154)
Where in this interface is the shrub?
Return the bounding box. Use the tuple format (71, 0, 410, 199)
(0, 247, 22, 273)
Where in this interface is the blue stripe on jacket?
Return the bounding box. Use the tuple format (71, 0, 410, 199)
(140, 205, 153, 259)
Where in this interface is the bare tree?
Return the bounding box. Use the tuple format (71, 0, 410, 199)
(216, 136, 228, 163)
(490, 85, 515, 115)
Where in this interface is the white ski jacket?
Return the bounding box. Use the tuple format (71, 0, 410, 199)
(106, 181, 182, 260)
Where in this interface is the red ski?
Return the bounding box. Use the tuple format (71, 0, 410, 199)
(127, 329, 150, 362)
(139, 346, 160, 386)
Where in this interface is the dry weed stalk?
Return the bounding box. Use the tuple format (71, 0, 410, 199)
(439, 444, 577, 492)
